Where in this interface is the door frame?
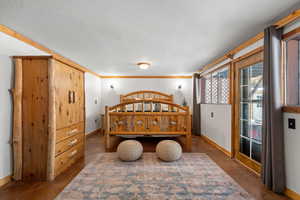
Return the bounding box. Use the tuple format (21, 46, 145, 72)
(232, 47, 264, 174)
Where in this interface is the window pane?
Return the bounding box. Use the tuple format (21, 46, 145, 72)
(240, 103, 249, 120)
(218, 68, 229, 104)
(241, 67, 249, 86)
(286, 39, 300, 105)
(241, 68, 249, 102)
(249, 63, 263, 142)
(240, 120, 250, 138)
(199, 77, 206, 103)
(251, 123, 262, 142)
(211, 72, 219, 104)
(249, 63, 263, 102)
(240, 137, 250, 157)
(205, 75, 212, 103)
(251, 141, 261, 163)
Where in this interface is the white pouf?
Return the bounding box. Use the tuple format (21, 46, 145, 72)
(117, 140, 143, 161)
(156, 140, 182, 162)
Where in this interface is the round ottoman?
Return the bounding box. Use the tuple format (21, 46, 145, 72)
(117, 140, 143, 161)
(156, 140, 182, 162)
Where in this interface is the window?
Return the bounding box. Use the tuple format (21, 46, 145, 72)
(219, 68, 230, 104)
(285, 38, 300, 106)
(211, 72, 219, 104)
(204, 74, 212, 103)
(239, 62, 263, 163)
(201, 66, 230, 104)
(199, 77, 206, 103)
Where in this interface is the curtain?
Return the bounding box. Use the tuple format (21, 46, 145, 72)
(192, 73, 201, 135)
(261, 26, 285, 193)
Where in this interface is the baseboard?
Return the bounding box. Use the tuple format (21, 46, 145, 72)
(0, 175, 11, 188)
(234, 157, 260, 177)
(201, 135, 262, 176)
(86, 128, 101, 137)
(201, 135, 232, 157)
(285, 188, 300, 200)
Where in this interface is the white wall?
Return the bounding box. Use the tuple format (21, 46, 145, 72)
(201, 104, 232, 152)
(0, 56, 13, 179)
(100, 78, 193, 114)
(283, 113, 300, 194)
(85, 73, 102, 134)
(0, 33, 49, 180)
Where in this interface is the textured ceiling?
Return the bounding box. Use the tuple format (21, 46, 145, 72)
(0, 0, 299, 75)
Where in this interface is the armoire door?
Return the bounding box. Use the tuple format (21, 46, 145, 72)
(55, 60, 80, 129)
(70, 67, 84, 125)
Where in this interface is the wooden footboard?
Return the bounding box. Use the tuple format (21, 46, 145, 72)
(105, 100, 192, 152)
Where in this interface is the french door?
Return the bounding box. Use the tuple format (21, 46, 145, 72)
(234, 49, 263, 173)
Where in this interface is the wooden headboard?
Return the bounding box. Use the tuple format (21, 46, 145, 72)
(120, 90, 173, 103)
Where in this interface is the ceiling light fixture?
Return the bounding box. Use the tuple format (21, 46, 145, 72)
(137, 61, 151, 70)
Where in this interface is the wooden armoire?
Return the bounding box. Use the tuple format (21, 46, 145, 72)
(12, 56, 85, 181)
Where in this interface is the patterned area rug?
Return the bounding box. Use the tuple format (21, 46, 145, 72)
(56, 153, 254, 200)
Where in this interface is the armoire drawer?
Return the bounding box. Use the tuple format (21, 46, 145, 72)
(56, 122, 84, 143)
(55, 133, 84, 156)
(54, 142, 84, 177)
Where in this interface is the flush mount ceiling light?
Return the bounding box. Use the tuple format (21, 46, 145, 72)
(137, 61, 151, 70)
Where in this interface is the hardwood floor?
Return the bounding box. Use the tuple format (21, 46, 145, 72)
(0, 133, 289, 200)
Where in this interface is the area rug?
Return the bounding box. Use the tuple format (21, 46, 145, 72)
(56, 153, 254, 200)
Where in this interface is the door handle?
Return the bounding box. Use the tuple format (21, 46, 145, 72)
(68, 91, 72, 104)
(72, 91, 76, 103)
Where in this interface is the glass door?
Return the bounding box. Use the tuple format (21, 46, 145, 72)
(237, 62, 263, 172)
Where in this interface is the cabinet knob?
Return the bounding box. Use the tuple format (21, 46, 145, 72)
(68, 139, 78, 146)
(69, 150, 78, 158)
(68, 128, 78, 136)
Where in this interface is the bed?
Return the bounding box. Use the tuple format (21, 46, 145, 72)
(104, 90, 192, 151)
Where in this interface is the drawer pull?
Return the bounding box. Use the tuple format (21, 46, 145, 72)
(68, 128, 78, 135)
(68, 139, 78, 146)
(69, 150, 78, 158)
